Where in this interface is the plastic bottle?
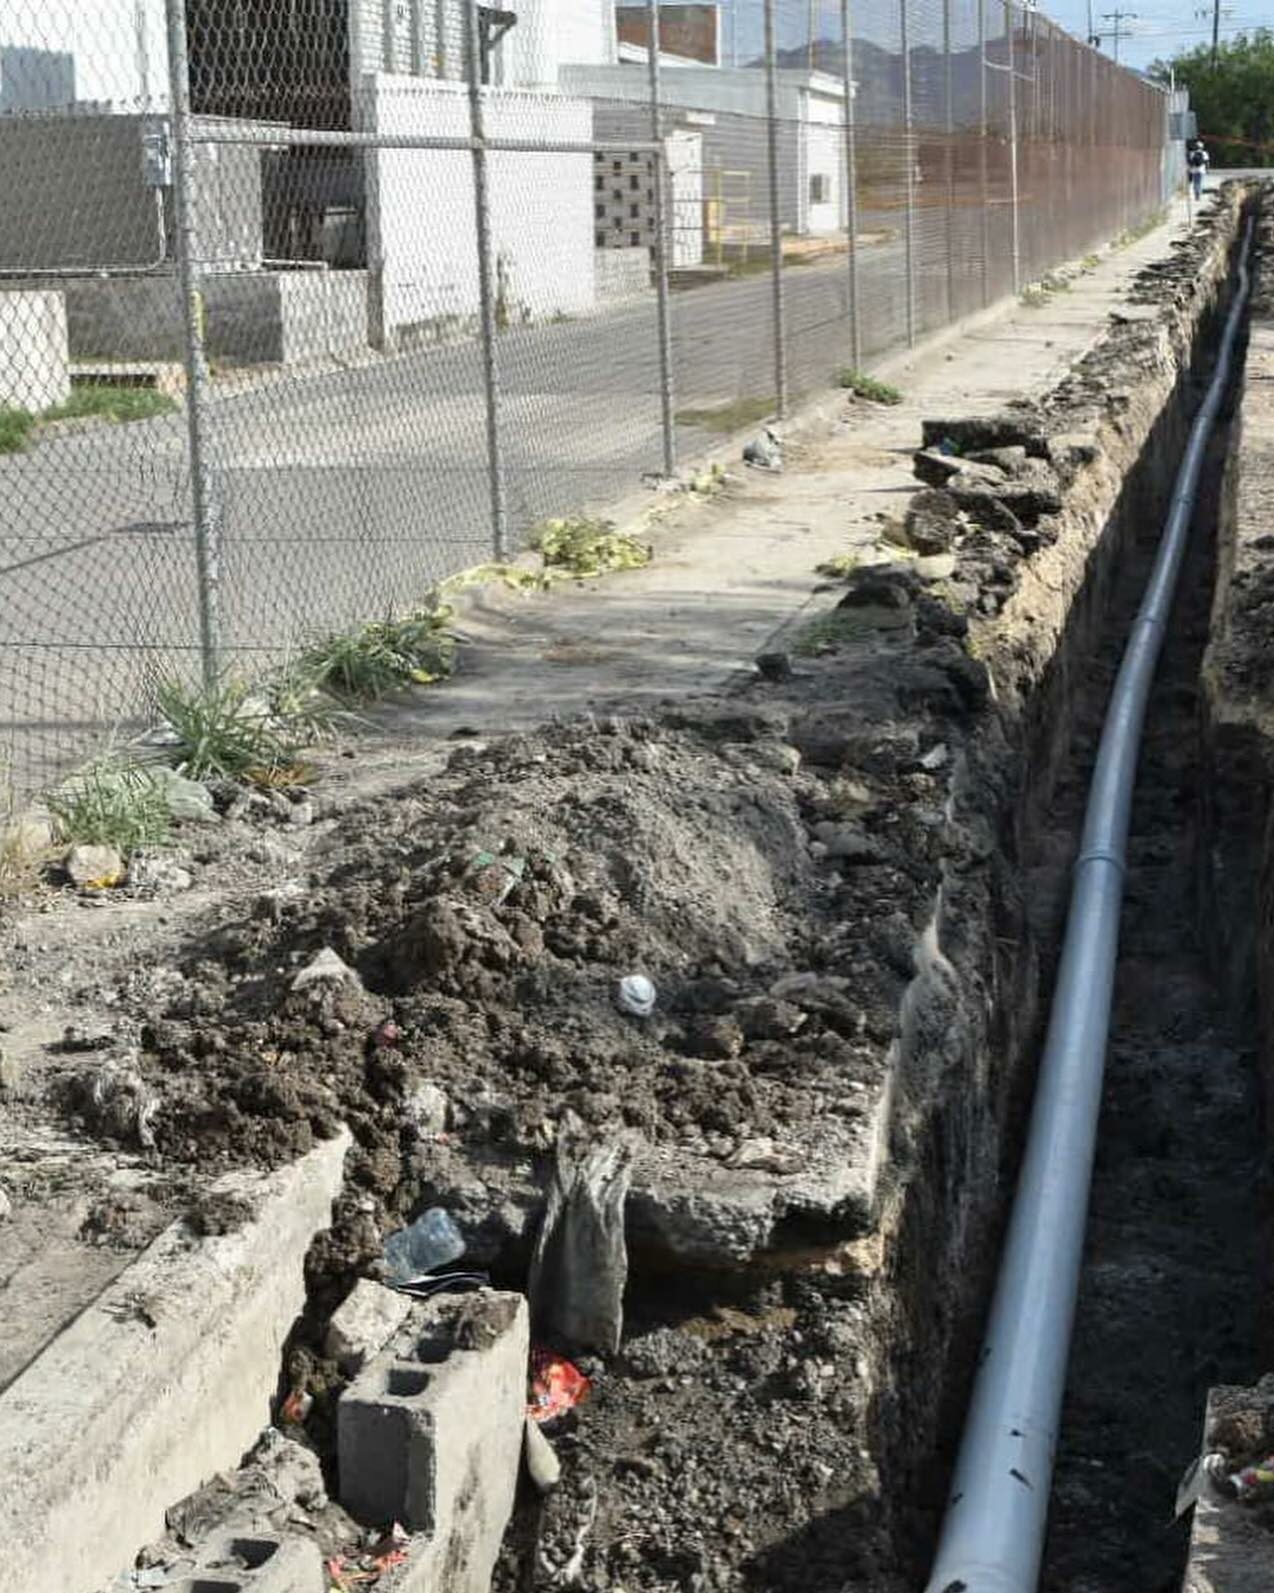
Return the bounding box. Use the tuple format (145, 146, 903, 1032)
(384, 1207, 466, 1281)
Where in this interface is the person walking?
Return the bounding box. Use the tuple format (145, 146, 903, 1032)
(1187, 140, 1210, 201)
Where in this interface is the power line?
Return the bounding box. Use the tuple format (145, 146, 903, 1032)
(1101, 7, 1138, 60)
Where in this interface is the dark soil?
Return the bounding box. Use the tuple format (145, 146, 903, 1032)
(1035, 374, 1264, 1590)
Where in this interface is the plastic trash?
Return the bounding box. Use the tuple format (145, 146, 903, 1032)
(389, 1269, 489, 1300)
(383, 1207, 465, 1282)
(527, 1346, 592, 1423)
(617, 974, 656, 1017)
(1231, 1454, 1274, 1501)
(743, 426, 783, 472)
(524, 1414, 563, 1490)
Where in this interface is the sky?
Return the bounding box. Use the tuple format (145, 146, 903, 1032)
(1036, 0, 1272, 72)
(725, 0, 1272, 76)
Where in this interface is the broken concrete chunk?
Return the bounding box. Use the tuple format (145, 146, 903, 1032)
(911, 448, 966, 487)
(64, 843, 124, 887)
(290, 947, 362, 993)
(920, 412, 1048, 456)
(966, 444, 1029, 473)
(325, 1279, 414, 1375)
(0, 1186, 10, 1222)
(904, 489, 959, 555)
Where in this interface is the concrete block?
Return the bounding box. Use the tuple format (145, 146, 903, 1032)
(0, 1131, 351, 1593)
(0, 289, 70, 410)
(189, 1529, 326, 1593)
(325, 1278, 413, 1374)
(338, 1291, 528, 1593)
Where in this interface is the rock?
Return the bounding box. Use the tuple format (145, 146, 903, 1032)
(524, 1417, 561, 1492)
(912, 448, 965, 487)
(151, 767, 219, 824)
(947, 486, 1024, 533)
(916, 553, 957, 582)
(0, 1186, 10, 1222)
(291, 947, 363, 993)
(405, 1080, 449, 1137)
(325, 1278, 414, 1374)
(287, 800, 315, 827)
(904, 489, 959, 555)
(916, 592, 970, 638)
(727, 1137, 802, 1175)
(245, 1426, 328, 1509)
(689, 1015, 745, 1060)
(967, 444, 1029, 473)
(756, 651, 792, 682)
(64, 844, 124, 888)
(1048, 431, 1101, 471)
(920, 412, 1048, 457)
(815, 822, 882, 862)
(736, 996, 807, 1040)
(128, 852, 195, 893)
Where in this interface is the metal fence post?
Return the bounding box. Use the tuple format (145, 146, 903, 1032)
(978, 0, 990, 307)
(943, 0, 955, 323)
(1007, 0, 1020, 296)
(901, 0, 916, 346)
(164, 0, 221, 689)
(841, 0, 862, 370)
(646, 0, 677, 479)
(762, 0, 788, 419)
(464, 0, 509, 561)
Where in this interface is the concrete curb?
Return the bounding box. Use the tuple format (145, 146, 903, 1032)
(0, 1130, 351, 1593)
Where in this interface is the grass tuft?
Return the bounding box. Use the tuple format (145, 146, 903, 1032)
(837, 369, 903, 405)
(0, 406, 36, 454)
(47, 760, 170, 855)
(46, 385, 176, 426)
(295, 609, 457, 703)
(154, 676, 330, 783)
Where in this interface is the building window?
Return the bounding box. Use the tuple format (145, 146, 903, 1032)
(809, 174, 831, 205)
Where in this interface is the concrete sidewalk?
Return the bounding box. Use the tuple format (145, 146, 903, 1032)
(333, 195, 1199, 791)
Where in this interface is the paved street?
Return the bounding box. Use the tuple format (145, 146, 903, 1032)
(0, 208, 1003, 796)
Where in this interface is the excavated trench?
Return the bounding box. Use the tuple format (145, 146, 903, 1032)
(21, 188, 1274, 1593)
(1029, 287, 1263, 1591)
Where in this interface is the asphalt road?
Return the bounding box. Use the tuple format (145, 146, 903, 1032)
(0, 198, 1007, 795)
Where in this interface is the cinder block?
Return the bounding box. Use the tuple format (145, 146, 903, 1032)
(325, 1278, 414, 1374)
(338, 1291, 529, 1593)
(186, 1530, 326, 1593)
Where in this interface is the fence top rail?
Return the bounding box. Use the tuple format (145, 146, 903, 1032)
(190, 122, 664, 156)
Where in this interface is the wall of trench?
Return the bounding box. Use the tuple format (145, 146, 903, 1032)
(839, 183, 1258, 1576)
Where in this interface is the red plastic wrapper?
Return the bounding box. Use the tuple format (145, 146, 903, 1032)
(527, 1346, 591, 1424)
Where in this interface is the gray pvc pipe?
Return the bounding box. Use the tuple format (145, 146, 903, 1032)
(925, 214, 1254, 1593)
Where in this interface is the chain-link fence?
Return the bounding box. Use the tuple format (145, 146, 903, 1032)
(0, 0, 1175, 806)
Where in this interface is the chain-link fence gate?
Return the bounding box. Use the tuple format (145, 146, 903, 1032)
(0, 0, 1173, 807)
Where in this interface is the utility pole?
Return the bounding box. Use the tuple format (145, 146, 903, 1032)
(1101, 8, 1135, 62)
(1212, 0, 1221, 66)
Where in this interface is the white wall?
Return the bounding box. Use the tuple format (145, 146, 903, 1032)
(364, 75, 596, 341)
(495, 0, 616, 89)
(0, 0, 168, 113)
